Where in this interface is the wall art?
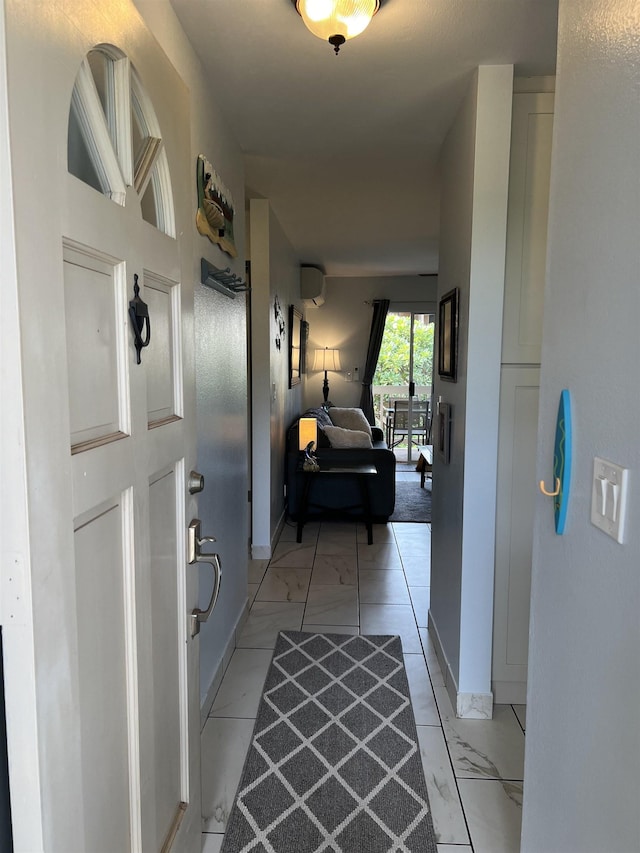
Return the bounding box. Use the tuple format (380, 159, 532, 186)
(196, 154, 237, 257)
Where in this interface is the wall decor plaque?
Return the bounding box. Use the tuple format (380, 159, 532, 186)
(196, 154, 237, 257)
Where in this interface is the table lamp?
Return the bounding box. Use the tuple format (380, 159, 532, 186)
(299, 417, 319, 471)
(312, 347, 342, 403)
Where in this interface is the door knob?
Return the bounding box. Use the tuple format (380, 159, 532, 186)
(188, 470, 205, 494)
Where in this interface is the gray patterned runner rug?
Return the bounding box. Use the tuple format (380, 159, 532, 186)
(221, 631, 437, 853)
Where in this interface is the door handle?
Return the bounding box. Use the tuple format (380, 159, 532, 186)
(409, 381, 415, 397)
(188, 519, 222, 637)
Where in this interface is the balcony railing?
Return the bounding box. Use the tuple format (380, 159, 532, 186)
(371, 385, 432, 431)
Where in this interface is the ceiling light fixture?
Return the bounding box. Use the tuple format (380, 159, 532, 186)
(292, 0, 381, 54)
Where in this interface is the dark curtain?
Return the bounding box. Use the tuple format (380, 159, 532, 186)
(359, 299, 390, 425)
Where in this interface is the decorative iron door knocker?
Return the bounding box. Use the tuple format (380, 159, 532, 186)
(129, 273, 151, 364)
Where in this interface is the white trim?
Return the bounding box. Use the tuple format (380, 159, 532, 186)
(71, 59, 127, 205)
(174, 459, 190, 803)
(0, 2, 44, 842)
(131, 69, 175, 237)
(113, 55, 133, 187)
(251, 544, 271, 560)
(199, 601, 248, 728)
(121, 487, 143, 852)
(428, 612, 494, 720)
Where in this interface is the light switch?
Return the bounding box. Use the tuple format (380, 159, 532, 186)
(591, 457, 629, 543)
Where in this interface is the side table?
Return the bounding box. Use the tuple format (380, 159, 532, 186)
(296, 464, 378, 545)
(416, 445, 433, 488)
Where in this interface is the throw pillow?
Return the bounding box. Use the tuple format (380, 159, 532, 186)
(323, 425, 373, 449)
(328, 407, 372, 437)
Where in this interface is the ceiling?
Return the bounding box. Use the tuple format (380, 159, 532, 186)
(170, 0, 558, 277)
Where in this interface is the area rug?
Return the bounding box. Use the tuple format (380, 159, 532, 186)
(221, 631, 437, 853)
(388, 481, 431, 523)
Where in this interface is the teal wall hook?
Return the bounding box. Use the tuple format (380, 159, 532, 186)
(539, 389, 572, 534)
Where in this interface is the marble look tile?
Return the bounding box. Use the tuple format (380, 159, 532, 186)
(201, 717, 254, 833)
(210, 648, 273, 718)
(304, 585, 359, 625)
(392, 522, 431, 539)
(401, 556, 431, 587)
(512, 704, 526, 733)
(416, 725, 470, 845)
(359, 570, 411, 605)
(278, 521, 319, 543)
(360, 604, 421, 653)
(358, 523, 395, 543)
(247, 559, 269, 585)
(409, 585, 431, 627)
(433, 679, 526, 781)
(255, 567, 311, 602)
(457, 779, 523, 853)
(310, 555, 357, 585)
(403, 654, 439, 725)
(315, 531, 358, 556)
(357, 542, 403, 570)
(269, 541, 316, 568)
(236, 601, 305, 648)
(397, 539, 431, 558)
(201, 833, 223, 852)
(247, 583, 259, 607)
(318, 521, 357, 539)
(301, 623, 359, 636)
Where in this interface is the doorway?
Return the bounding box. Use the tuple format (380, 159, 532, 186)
(373, 311, 435, 463)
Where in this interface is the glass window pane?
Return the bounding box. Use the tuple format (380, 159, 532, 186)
(141, 169, 159, 228)
(67, 98, 106, 194)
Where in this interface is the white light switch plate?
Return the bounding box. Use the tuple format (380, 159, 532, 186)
(591, 456, 628, 543)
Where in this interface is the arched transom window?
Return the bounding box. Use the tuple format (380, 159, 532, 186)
(67, 45, 175, 237)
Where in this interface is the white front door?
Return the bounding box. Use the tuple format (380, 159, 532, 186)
(1, 10, 201, 851)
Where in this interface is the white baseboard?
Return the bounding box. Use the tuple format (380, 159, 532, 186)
(428, 611, 494, 720)
(250, 509, 286, 560)
(251, 544, 271, 559)
(200, 600, 250, 729)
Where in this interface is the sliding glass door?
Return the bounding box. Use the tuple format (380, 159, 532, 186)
(373, 311, 434, 463)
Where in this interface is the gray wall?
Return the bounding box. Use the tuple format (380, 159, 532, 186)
(249, 199, 303, 556)
(302, 275, 437, 412)
(429, 66, 513, 711)
(136, 0, 250, 705)
(521, 0, 640, 849)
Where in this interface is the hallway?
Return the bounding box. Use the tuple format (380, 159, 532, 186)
(201, 518, 525, 852)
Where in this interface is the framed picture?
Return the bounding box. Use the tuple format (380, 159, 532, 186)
(300, 320, 309, 374)
(438, 287, 459, 382)
(436, 402, 451, 464)
(289, 305, 303, 388)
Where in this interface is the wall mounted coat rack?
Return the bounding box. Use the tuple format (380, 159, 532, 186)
(200, 258, 249, 299)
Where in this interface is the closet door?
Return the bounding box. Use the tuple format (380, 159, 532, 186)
(502, 92, 554, 365)
(493, 367, 540, 704)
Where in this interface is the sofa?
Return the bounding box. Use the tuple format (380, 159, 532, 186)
(286, 406, 396, 522)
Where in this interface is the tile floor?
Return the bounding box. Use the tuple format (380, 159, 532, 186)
(201, 513, 525, 853)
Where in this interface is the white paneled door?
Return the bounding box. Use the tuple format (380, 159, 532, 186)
(1, 15, 200, 852)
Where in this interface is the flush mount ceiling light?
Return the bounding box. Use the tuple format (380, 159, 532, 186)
(292, 0, 382, 54)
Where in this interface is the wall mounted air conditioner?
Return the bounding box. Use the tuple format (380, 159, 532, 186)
(300, 265, 326, 307)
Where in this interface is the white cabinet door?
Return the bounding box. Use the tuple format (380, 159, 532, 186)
(502, 92, 554, 364)
(493, 366, 540, 704)
(1, 14, 201, 851)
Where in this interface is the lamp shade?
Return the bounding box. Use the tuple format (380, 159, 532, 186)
(298, 417, 318, 451)
(312, 348, 342, 372)
(296, 0, 379, 43)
